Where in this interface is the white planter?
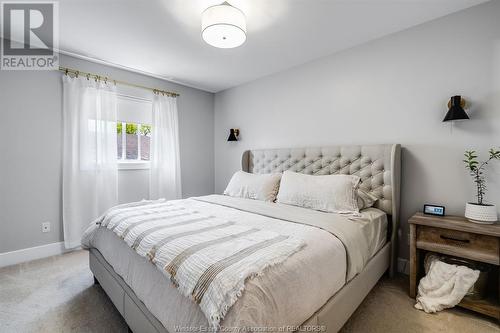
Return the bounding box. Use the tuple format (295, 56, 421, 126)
(465, 203, 498, 224)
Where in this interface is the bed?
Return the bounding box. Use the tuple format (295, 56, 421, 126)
(84, 144, 401, 333)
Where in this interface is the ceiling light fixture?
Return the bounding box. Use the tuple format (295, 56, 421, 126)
(202, 2, 246, 49)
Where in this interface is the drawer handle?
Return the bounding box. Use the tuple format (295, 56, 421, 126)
(440, 235, 470, 243)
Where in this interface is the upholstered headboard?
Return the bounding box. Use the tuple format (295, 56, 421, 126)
(241, 144, 401, 275)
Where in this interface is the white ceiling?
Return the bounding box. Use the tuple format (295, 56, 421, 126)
(57, 0, 488, 92)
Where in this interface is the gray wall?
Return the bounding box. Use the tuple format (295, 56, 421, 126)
(0, 54, 214, 253)
(214, 1, 500, 260)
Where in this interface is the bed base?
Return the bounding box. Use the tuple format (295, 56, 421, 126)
(89, 241, 390, 333)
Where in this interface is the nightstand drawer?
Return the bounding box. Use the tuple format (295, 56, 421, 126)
(416, 226, 500, 265)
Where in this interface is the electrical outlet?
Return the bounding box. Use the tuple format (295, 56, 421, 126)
(42, 222, 51, 233)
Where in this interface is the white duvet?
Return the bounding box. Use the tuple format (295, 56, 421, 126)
(82, 195, 387, 331)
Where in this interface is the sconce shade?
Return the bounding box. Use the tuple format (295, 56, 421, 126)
(443, 95, 469, 122)
(227, 128, 239, 141)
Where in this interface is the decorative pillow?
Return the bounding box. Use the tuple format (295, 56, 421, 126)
(276, 171, 361, 213)
(357, 189, 379, 210)
(224, 171, 282, 202)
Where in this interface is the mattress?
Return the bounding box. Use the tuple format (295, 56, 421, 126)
(87, 197, 387, 331)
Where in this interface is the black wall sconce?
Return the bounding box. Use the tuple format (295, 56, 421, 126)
(227, 128, 240, 141)
(443, 95, 469, 122)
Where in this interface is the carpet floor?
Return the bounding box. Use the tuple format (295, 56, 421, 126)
(0, 250, 498, 333)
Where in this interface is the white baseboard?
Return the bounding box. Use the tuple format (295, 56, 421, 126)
(397, 257, 410, 275)
(0, 242, 72, 268)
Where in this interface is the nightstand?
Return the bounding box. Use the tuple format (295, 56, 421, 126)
(409, 212, 500, 320)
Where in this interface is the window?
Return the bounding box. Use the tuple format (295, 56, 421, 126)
(117, 122, 151, 160)
(116, 95, 152, 169)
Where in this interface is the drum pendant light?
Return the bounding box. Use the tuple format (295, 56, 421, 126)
(202, 2, 247, 49)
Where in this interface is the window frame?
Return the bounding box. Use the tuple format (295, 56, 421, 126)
(117, 121, 151, 170)
(116, 94, 152, 170)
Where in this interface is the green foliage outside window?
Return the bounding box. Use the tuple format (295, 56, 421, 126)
(117, 123, 150, 135)
(141, 125, 151, 136)
(126, 123, 138, 134)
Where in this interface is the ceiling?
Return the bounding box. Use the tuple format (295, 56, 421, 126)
(56, 0, 488, 92)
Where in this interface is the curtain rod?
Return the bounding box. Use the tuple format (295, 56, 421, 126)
(58, 66, 180, 97)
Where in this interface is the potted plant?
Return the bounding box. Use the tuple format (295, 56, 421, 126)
(463, 148, 500, 223)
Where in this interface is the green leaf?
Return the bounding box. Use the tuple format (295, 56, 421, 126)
(126, 123, 138, 134)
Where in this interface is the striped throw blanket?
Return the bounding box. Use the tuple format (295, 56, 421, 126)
(97, 200, 305, 327)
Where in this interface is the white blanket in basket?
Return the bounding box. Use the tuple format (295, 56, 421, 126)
(415, 255, 480, 313)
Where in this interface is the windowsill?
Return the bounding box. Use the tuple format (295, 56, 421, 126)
(118, 161, 150, 170)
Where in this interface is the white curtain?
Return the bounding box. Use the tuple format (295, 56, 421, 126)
(150, 94, 182, 200)
(62, 75, 118, 249)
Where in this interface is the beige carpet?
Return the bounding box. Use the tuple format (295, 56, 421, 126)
(0, 251, 498, 333)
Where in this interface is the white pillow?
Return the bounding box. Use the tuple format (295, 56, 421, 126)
(357, 189, 379, 210)
(276, 171, 361, 213)
(224, 171, 282, 202)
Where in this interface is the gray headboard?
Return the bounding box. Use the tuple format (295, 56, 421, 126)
(241, 144, 402, 275)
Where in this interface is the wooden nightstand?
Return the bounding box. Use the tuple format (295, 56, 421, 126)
(409, 212, 500, 320)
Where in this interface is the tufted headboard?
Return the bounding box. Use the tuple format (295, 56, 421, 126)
(241, 144, 401, 275)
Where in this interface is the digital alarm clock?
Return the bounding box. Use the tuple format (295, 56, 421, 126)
(423, 204, 445, 216)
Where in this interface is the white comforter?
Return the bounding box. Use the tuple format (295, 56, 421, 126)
(82, 195, 387, 331)
(89, 198, 304, 327)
